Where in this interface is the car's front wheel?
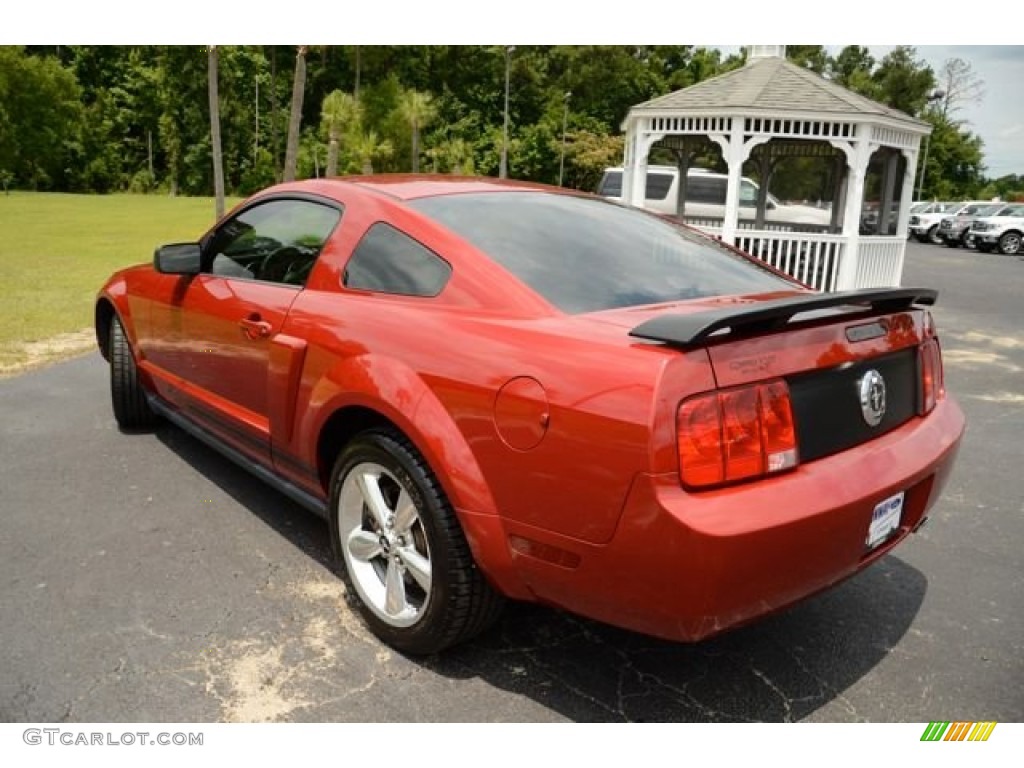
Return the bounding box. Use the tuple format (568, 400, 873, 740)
(927, 225, 943, 245)
(329, 429, 503, 654)
(109, 315, 157, 430)
(998, 231, 1021, 255)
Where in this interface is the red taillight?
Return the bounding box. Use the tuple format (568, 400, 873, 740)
(919, 337, 945, 414)
(677, 380, 798, 489)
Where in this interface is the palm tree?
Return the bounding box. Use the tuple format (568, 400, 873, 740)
(283, 46, 308, 182)
(397, 89, 436, 173)
(321, 90, 361, 177)
(207, 46, 225, 219)
(352, 131, 393, 175)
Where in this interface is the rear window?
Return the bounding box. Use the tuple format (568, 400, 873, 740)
(409, 192, 793, 314)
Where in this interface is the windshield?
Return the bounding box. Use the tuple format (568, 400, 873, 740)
(410, 192, 794, 314)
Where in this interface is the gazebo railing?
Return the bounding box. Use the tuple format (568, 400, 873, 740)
(733, 232, 845, 291)
(684, 225, 901, 294)
(852, 237, 905, 289)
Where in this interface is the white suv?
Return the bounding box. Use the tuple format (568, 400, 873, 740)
(968, 203, 1024, 255)
(597, 166, 831, 228)
(908, 201, 960, 243)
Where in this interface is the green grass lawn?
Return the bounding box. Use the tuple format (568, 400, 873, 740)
(0, 192, 239, 373)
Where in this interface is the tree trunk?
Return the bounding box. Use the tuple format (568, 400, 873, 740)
(354, 46, 361, 99)
(283, 46, 308, 182)
(269, 46, 280, 177)
(208, 46, 225, 220)
(411, 120, 420, 173)
(362, 159, 373, 175)
(327, 130, 339, 177)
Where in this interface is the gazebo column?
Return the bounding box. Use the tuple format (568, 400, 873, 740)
(621, 121, 663, 209)
(719, 122, 746, 244)
(834, 127, 875, 290)
(712, 125, 769, 244)
(896, 148, 919, 239)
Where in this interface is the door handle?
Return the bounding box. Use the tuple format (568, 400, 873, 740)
(239, 314, 272, 340)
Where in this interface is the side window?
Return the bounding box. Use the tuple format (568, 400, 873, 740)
(344, 223, 452, 297)
(204, 199, 342, 286)
(739, 180, 758, 207)
(687, 177, 726, 205)
(645, 173, 674, 201)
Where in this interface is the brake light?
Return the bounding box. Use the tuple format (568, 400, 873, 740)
(677, 380, 798, 489)
(919, 338, 944, 414)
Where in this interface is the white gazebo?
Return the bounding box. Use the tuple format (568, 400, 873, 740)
(621, 45, 932, 291)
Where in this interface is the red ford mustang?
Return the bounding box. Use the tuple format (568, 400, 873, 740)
(95, 176, 964, 654)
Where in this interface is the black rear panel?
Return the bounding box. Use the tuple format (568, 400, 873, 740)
(788, 348, 919, 463)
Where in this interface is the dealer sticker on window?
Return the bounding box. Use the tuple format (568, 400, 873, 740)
(867, 492, 904, 549)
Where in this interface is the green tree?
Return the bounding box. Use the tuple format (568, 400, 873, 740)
(786, 45, 828, 74)
(351, 130, 392, 174)
(0, 47, 84, 190)
(397, 88, 436, 172)
(320, 90, 361, 177)
(871, 46, 936, 116)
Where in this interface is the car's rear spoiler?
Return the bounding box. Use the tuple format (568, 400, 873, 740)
(628, 287, 938, 349)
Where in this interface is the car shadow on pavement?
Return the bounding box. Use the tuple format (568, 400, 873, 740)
(154, 425, 335, 569)
(153, 421, 927, 723)
(427, 556, 926, 721)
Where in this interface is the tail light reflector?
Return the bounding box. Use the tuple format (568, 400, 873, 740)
(677, 380, 798, 489)
(919, 338, 944, 414)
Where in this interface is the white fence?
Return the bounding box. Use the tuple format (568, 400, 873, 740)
(734, 232, 845, 291)
(689, 223, 906, 292)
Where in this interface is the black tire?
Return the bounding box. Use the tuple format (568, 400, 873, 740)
(328, 429, 503, 654)
(927, 224, 943, 245)
(976, 242, 994, 253)
(109, 315, 157, 430)
(997, 231, 1022, 256)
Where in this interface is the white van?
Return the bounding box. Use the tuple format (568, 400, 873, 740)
(597, 166, 832, 228)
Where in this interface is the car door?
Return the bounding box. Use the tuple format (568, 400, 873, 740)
(178, 197, 342, 465)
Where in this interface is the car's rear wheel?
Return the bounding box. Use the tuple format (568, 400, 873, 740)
(998, 231, 1021, 255)
(109, 315, 157, 430)
(329, 429, 503, 654)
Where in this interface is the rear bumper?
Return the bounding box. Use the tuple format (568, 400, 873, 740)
(506, 396, 964, 642)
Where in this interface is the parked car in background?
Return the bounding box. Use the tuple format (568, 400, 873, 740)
(95, 175, 964, 654)
(938, 202, 1006, 248)
(908, 201, 959, 243)
(968, 203, 1024, 255)
(598, 166, 832, 229)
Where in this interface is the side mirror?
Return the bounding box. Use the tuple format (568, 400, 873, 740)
(154, 242, 202, 275)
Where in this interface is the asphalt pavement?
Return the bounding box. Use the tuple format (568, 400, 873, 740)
(1, 240, 1021, 722)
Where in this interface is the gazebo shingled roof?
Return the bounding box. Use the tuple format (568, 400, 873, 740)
(619, 50, 932, 292)
(630, 56, 928, 128)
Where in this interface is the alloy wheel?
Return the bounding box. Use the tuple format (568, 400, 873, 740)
(338, 462, 432, 628)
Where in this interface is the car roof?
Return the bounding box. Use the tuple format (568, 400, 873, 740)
(345, 174, 552, 201)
